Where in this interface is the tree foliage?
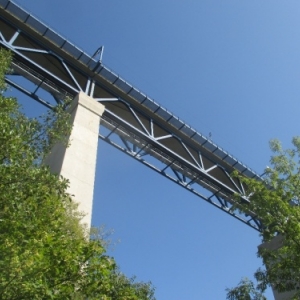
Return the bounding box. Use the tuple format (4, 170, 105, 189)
(226, 278, 266, 300)
(0, 49, 155, 300)
(226, 138, 300, 299)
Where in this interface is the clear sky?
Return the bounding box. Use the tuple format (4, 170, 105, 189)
(11, 1, 300, 299)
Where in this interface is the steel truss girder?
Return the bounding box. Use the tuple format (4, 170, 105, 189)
(99, 114, 262, 231)
(0, 1, 262, 231)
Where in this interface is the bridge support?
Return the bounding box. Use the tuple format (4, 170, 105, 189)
(45, 92, 105, 228)
(259, 236, 298, 300)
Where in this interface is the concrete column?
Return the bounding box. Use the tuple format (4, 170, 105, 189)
(45, 92, 105, 228)
(259, 236, 298, 300)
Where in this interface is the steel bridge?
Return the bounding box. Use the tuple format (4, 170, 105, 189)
(0, 0, 263, 231)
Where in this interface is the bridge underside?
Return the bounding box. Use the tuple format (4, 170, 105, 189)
(0, 0, 262, 231)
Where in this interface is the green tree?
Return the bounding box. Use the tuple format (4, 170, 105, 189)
(0, 49, 155, 300)
(226, 278, 266, 300)
(226, 138, 300, 299)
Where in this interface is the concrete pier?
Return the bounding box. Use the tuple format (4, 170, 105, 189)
(259, 236, 298, 300)
(45, 92, 105, 228)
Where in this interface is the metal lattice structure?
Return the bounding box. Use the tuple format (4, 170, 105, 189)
(0, 0, 263, 231)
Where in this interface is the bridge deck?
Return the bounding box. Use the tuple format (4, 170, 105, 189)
(0, 0, 262, 230)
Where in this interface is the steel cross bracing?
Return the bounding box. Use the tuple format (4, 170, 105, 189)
(0, 0, 263, 231)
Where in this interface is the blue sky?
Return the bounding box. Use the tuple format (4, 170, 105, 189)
(12, 1, 300, 299)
